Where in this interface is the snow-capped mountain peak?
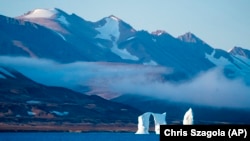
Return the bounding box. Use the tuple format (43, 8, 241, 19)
(95, 16, 120, 41)
(20, 8, 70, 24)
(1, 8, 249, 84)
(151, 30, 167, 36)
(22, 8, 59, 19)
(108, 15, 120, 21)
(178, 32, 205, 44)
(18, 8, 71, 31)
(229, 46, 250, 59)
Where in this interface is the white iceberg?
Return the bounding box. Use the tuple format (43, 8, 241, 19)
(135, 112, 167, 134)
(152, 112, 167, 134)
(135, 112, 151, 134)
(183, 108, 193, 125)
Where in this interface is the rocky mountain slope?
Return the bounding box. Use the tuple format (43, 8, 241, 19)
(0, 8, 250, 130)
(0, 8, 249, 81)
(0, 66, 141, 132)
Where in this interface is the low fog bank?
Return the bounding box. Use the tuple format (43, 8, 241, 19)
(0, 56, 250, 109)
(110, 68, 250, 109)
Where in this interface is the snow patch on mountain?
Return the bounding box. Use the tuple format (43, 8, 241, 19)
(231, 55, 250, 79)
(24, 8, 58, 18)
(0, 67, 16, 78)
(151, 30, 166, 36)
(178, 32, 206, 44)
(127, 36, 135, 41)
(143, 60, 158, 66)
(206, 51, 250, 83)
(109, 15, 120, 21)
(57, 16, 70, 26)
(229, 46, 250, 59)
(111, 47, 139, 61)
(96, 43, 106, 48)
(95, 17, 120, 41)
(227, 48, 234, 52)
(54, 31, 66, 41)
(205, 50, 231, 66)
(233, 55, 250, 65)
(232, 56, 250, 69)
(206, 50, 250, 72)
(95, 17, 139, 61)
(206, 51, 241, 78)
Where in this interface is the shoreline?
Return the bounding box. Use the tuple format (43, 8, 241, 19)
(0, 122, 140, 133)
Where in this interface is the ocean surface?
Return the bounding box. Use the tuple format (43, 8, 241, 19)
(0, 132, 159, 141)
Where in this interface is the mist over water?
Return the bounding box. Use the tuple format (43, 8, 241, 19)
(1, 56, 250, 109)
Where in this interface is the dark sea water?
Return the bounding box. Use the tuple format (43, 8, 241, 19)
(0, 132, 159, 141)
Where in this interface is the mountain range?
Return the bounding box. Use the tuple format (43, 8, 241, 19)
(0, 8, 250, 131)
(0, 66, 140, 132)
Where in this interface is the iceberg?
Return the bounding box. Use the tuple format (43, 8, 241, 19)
(135, 112, 167, 134)
(152, 112, 167, 134)
(135, 112, 151, 134)
(135, 108, 193, 134)
(183, 108, 193, 125)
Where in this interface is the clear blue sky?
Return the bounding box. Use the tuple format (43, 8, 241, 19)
(0, 0, 250, 50)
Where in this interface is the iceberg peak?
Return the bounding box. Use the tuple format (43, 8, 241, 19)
(183, 108, 193, 125)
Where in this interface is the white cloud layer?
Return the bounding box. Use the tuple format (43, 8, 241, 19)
(0, 56, 249, 109)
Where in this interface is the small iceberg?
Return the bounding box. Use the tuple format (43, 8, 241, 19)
(183, 108, 193, 125)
